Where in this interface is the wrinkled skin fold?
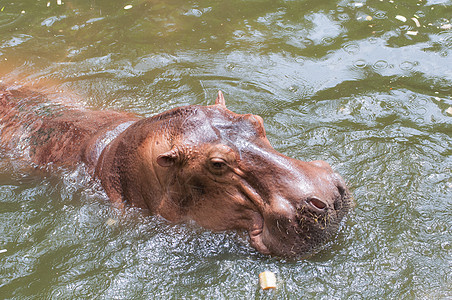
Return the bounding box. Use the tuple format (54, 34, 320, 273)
(0, 87, 352, 258)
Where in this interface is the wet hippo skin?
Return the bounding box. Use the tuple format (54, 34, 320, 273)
(0, 87, 352, 258)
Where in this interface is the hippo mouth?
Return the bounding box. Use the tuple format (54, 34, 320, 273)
(249, 226, 271, 255)
(247, 210, 271, 255)
(247, 193, 352, 258)
(248, 214, 331, 258)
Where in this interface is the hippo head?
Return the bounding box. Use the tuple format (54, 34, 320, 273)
(146, 91, 352, 258)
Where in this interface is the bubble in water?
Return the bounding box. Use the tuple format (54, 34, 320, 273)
(439, 32, 452, 49)
(415, 10, 425, 18)
(422, 247, 433, 257)
(441, 241, 451, 251)
(342, 42, 360, 54)
(288, 85, 299, 93)
(322, 37, 335, 45)
(373, 60, 388, 70)
(295, 57, 305, 65)
(368, 36, 378, 44)
(353, 59, 367, 68)
(399, 61, 414, 71)
(303, 37, 315, 47)
(374, 11, 387, 19)
(366, 191, 377, 202)
(337, 13, 350, 21)
(225, 63, 236, 70)
(416, 107, 427, 115)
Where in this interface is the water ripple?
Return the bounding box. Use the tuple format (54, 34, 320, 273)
(1, 1, 451, 298)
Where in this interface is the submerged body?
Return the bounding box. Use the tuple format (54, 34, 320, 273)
(0, 87, 352, 258)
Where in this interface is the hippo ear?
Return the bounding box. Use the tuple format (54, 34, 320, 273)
(157, 148, 179, 167)
(215, 90, 226, 107)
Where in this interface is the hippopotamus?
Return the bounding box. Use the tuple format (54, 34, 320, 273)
(0, 87, 351, 258)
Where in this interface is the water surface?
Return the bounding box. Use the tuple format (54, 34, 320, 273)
(1, 0, 451, 298)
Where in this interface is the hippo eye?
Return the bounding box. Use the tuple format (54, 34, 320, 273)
(212, 161, 224, 168)
(209, 157, 228, 173)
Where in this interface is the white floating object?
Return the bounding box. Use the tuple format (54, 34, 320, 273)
(411, 17, 421, 27)
(0, 249, 7, 254)
(446, 107, 452, 116)
(124, 5, 133, 10)
(106, 218, 117, 226)
(57, 0, 62, 5)
(395, 15, 407, 22)
(440, 24, 452, 30)
(354, 3, 364, 7)
(406, 30, 418, 36)
(259, 271, 276, 290)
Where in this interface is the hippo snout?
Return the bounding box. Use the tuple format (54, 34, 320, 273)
(250, 165, 351, 258)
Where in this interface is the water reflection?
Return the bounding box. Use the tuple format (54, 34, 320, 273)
(1, 0, 451, 298)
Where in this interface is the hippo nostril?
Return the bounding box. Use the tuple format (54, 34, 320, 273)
(333, 198, 341, 211)
(308, 198, 327, 210)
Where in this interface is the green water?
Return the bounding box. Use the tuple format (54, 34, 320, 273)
(1, 0, 451, 298)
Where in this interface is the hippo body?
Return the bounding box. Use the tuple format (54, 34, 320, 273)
(0, 87, 351, 258)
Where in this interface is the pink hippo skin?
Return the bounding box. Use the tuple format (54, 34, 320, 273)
(0, 87, 352, 258)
